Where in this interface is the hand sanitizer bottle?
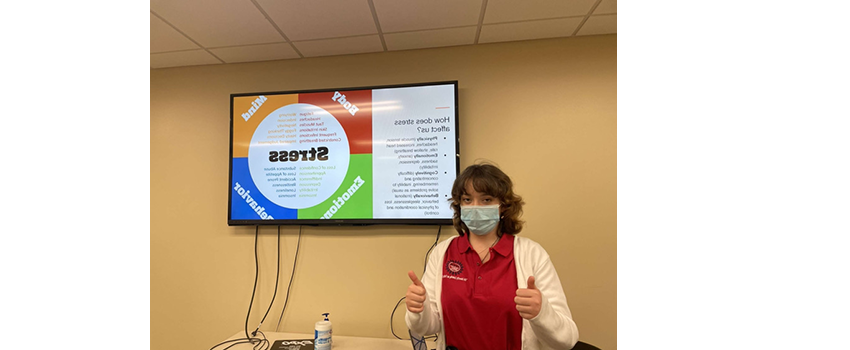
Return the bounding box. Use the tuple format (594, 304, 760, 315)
(315, 313, 332, 350)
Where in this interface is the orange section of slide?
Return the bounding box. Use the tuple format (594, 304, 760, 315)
(298, 90, 372, 154)
(232, 94, 299, 158)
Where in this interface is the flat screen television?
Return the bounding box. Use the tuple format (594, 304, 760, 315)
(228, 81, 459, 226)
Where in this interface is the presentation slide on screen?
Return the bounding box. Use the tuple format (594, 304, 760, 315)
(230, 84, 457, 221)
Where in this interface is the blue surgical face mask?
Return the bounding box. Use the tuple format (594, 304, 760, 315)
(460, 205, 500, 236)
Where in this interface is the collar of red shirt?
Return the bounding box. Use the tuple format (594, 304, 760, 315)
(456, 234, 514, 258)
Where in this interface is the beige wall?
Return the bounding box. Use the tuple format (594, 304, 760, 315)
(151, 35, 616, 350)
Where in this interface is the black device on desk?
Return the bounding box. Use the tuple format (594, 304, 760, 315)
(271, 339, 314, 350)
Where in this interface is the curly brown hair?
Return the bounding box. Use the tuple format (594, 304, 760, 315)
(449, 163, 525, 236)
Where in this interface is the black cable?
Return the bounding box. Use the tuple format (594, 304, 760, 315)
(209, 338, 247, 350)
(211, 227, 272, 350)
(423, 226, 442, 275)
(275, 225, 303, 331)
(252, 226, 282, 336)
(391, 225, 443, 340)
(391, 295, 438, 341)
(212, 334, 268, 350)
(421, 226, 442, 344)
(209, 334, 267, 350)
(391, 296, 407, 340)
(223, 338, 260, 350)
(210, 332, 268, 350)
(221, 340, 253, 350)
(245, 226, 260, 341)
(253, 331, 268, 350)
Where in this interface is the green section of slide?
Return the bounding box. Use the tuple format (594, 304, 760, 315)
(298, 154, 372, 219)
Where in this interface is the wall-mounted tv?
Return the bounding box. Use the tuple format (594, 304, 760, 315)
(229, 81, 459, 226)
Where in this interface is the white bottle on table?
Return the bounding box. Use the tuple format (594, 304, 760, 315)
(314, 313, 332, 350)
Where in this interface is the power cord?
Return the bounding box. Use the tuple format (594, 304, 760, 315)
(390, 296, 407, 339)
(245, 225, 260, 340)
(423, 226, 441, 275)
(217, 224, 438, 349)
(252, 226, 282, 336)
(275, 225, 303, 331)
(390, 225, 442, 342)
(252, 331, 268, 350)
(210, 226, 270, 350)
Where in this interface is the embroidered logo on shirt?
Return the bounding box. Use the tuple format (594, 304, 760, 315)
(445, 260, 464, 275)
(443, 274, 467, 281)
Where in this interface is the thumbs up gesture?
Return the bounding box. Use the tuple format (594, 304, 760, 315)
(406, 270, 428, 313)
(515, 276, 542, 319)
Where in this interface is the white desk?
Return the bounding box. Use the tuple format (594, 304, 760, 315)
(222, 331, 432, 350)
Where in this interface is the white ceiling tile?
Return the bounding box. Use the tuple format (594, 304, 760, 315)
(149, 0, 616, 68)
(479, 17, 583, 44)
(594, 0, 617, 15)
(373, 0, 483, 33)
(577, 14, 616, 36)
(255, 0, 377, 41)
(209, 43, 301, 63)
(385, 26, 477, 51)
(151, 50, 222, 69)
(151, 13, 198, 53)
(150, 0, 283, 48)
(483, 0, 596, 24)
(293, 35, 384, 58)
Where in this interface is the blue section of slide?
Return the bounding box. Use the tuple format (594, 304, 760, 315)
(231, 158, 297, 220)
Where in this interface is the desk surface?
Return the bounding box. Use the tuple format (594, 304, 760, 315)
(224, 331, 430, 350)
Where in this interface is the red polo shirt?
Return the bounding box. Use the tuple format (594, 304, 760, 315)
(441, 234, 522, 350)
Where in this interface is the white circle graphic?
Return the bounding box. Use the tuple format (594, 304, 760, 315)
(248, 103, 350, 209)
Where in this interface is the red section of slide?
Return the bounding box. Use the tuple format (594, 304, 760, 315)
(299, 90, 372, 154)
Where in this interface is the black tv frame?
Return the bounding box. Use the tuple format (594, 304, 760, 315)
(228, 80, 460, 226)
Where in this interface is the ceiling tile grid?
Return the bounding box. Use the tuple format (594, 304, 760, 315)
(594, 0, 617, 15)
(372, 0, 483, 33)
(209, 43, 300, 63)
(385, 26, 478, 51)
(151, 49, 222, 69)
(150, 14, 198, 53)
(479, 17, 584, 44)
(255, 0, 378, 41)
(483, 0, 597, 24)
(150, 0, 284, 48)
(151, 0, 616, 69)
(578, 14, 617, 36)
(293, 35, 384, 58)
